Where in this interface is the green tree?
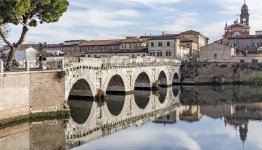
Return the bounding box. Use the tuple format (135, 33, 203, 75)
(0, 0, 69, 70)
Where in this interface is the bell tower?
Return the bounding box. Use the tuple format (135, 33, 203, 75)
(240, 0, 249, 26)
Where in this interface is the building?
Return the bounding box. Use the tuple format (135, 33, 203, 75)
(222, 1, 250, 45)
(200, 42, 262, 63)
(220, 1, 262, 53)
(79, 37, 148, 58)
(147, 35, 190, 61)
(44, 49, 65, 56)
(200, 42, 235, 62)
(180, 30, 209, 59)
(179, 37, 199, 60)
(228, 34, 262, 53)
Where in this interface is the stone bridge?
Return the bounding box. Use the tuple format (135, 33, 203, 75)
(64, 56, 181, 101)
(0, 56, 181, 122)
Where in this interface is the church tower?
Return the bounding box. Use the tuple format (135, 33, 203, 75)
(240, 0, 249, 26)
(222, 0, 250, 45)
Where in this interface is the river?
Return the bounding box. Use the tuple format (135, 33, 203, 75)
(0, 85, 262, 150)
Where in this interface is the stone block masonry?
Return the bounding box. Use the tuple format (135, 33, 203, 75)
(0, 71, 68, 124)
(181, 62, 262, 85)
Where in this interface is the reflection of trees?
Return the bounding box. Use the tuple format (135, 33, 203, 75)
(180, 85, 262, 105)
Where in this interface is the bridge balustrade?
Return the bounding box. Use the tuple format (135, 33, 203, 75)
(0, 56, 181, 73)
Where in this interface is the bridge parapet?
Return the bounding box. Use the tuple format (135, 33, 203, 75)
(64, 56, 181, 70)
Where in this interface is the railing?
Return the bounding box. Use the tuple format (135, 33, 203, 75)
(0, 56, 181, 73)
(0, 58, 65, 73)
(64, 56, 181, 69)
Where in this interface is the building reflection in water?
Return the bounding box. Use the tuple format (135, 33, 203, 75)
(0, 85, 262, 149)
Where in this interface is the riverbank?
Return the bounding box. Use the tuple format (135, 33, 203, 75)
(0, 110, 70, 128)
(180, 62, 262, 85)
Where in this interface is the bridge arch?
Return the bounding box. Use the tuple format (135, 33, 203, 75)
(68, 78, 95, 100)
(67, 78, 95, 124)
(173, 72, 180, 85)
(105, 74, 126, 94)
(158, 71, 168, 87)
(133, 72, 152, 90)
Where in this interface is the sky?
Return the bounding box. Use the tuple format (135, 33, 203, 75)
(74, 117, 262, 150)
(5, 0, 262, 44)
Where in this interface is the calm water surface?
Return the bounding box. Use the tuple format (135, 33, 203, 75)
(1, 85, 262, 150)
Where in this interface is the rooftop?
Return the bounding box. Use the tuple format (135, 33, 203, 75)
(80, 39, 123, 46)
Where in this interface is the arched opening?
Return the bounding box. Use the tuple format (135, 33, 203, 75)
(106, 75, 125, 94)
(158, 71, 168, 87)
(173, 86, 180, 97)
(158, 88, 168, 103)
(173, 73, 180, 85)
(134, 90, 150, 109)
(106, 95, 125, 116)
(68, 79, 94, 124)
(69, 79, 93, 99)
(135, 72, 151, 90)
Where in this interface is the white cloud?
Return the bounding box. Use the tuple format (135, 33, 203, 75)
(148, 12, 199, 33)
(3, 0, 262, 44)
(113, 0, 182, 8)
(74, 126, 201, 150)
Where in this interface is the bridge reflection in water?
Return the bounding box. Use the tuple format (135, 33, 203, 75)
(1, 86, 262, 149)
(66, 87, 180, 148)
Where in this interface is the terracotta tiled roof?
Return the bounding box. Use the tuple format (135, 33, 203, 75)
(84, 48, 148, 54)
(80, 39, 123, 46)
(179, 37, 193, 42)
(140, 34, 179, 39)
(147, 36, 178, 41)
(121, 38, 142, 43)
(225, 23, 249, 29)
(181, 30, 209, 39)
(181, 30, 201, 35)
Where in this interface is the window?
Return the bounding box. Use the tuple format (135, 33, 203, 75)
(151, 42, 154, 47)
(240, 60, 245, 63)
(214, 54, 217, 59)
(158, 42, 162, 47)
(167, 41, 170, 47)
(166, 51, 171, 56)
(150, 51, 155, 56)
(252, 59, 258, 64)
(157, 51, 162, 57)
(167, 115, 170, 120)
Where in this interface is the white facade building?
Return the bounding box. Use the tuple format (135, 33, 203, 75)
(44, 49, 65, 56)
(148, 37, 190, 61)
